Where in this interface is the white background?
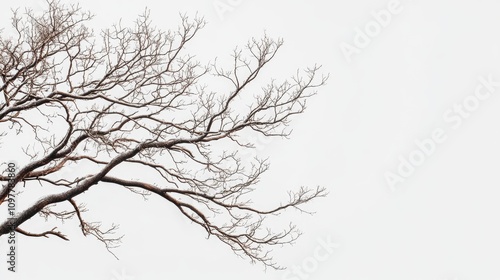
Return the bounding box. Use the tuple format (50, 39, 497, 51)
(1, 0, 500, 279)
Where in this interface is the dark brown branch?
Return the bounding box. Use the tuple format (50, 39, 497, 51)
(15, 227, 69, 241)
(68, 198, 86, 236)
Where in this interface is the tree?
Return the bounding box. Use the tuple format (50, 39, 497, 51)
(0, 0, 328, 269)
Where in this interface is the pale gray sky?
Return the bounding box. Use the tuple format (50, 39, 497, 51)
(1, 0, 500, 279)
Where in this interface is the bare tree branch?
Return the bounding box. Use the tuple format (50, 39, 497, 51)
(16, 226, 69, 241)
(0, 0, 329, 269)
